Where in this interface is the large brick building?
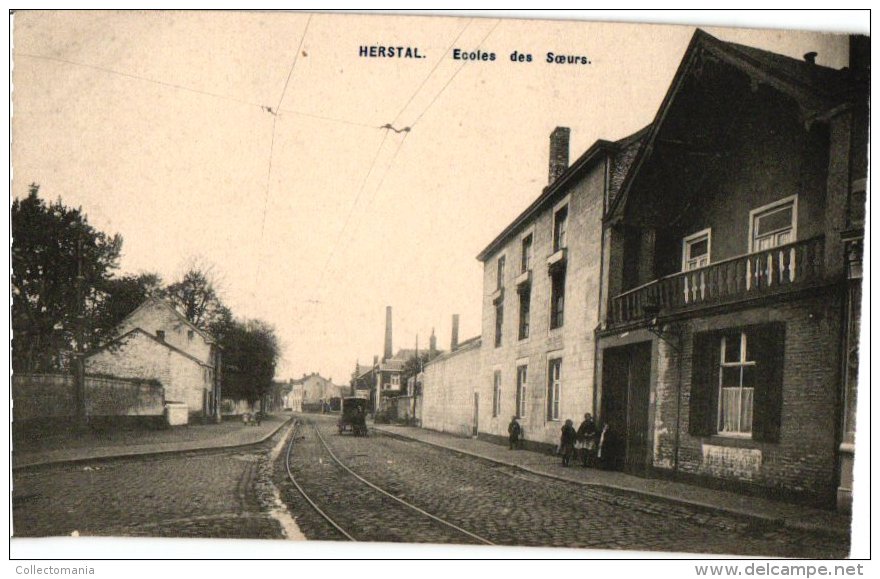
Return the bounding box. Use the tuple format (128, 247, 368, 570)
(595, 31, 868, 509)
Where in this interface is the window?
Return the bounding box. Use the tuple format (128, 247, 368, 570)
(750, 196, 796, 252)
(521, 234, 533, 272)
(516, 364, 528, 418)
(547, 358, 562, 421)
(550, 270, 565, 329)
(682, 229, 711, 271)
(492, 370, 502, 417)
(495, 302, 504, 347)
(187, 329, 195, 340)
(689, 323, 786, 442)
(553, 205, 568, 252)
(156, 330, 165, 341)
(496, 255, 506, 290)
(518, 289, 531, 340)
(718, 332, 755, 435)
(391, 374, 400, 387)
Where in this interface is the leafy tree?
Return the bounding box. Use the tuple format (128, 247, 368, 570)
(400, 352, 430, 389)
(220, 318, 280, 407)
(12, 184, 122, 372)
(93, 272, 164, 340)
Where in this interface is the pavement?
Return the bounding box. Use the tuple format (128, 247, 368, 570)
(371, 422, 853, 540)
(12, 414, 293, 469)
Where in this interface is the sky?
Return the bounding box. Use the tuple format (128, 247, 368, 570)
(11, 11, 860, 382)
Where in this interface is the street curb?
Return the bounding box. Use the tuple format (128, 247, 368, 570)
(372, 425, 850, 541)
(12, 416, 295, 471)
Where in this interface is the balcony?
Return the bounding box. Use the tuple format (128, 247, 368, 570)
(609, 236, 825, 326)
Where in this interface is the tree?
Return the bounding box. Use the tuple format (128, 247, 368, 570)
(12, 184, 122, 372)
(220, 319, 280, 408)
(92, 272, 164, 342)
(166, 259, 227, 330)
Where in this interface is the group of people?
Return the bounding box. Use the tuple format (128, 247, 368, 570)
(559, 413, 615, 468)
(507, 413, 618, 469)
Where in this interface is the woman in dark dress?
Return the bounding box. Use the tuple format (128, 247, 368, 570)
(560, 419, 577, 467)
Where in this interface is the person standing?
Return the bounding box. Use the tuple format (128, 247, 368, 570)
(577, 413, 598, 467)
(560, 419, 577, 467)
(508, 416, 522, 450)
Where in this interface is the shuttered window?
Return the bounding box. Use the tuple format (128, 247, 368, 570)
(689, 323, 785, 442)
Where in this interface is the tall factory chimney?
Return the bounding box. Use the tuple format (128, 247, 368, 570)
(451, 314, 460, 351)
(383, 306, 393, 361)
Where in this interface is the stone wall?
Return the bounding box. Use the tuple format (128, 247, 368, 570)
(12, 373, 164, 422)
(421, 339, 481, 438)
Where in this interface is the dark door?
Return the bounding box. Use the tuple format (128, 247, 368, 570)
(473, 392, 479, 437)
(601, 342, 652, 474)
(625, 342, 652, 474)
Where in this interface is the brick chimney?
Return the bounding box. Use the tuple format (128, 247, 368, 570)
(549, 126, 571, 184)
(383, 306, 393, 361)
(429, 328, 437, 356)
(451, 314, 460, 351)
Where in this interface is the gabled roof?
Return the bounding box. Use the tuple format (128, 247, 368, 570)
(606, 29, 854, 223)
(119, 296, 216, 345)
(85, 327, 210, 367)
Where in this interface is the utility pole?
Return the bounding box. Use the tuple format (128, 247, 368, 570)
(74, 234, 87, 427)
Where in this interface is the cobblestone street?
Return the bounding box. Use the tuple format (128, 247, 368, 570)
(278, 416, 850, 557)
(12, 437, 285, 539)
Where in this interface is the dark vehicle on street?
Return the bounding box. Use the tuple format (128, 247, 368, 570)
(338, 397, 369, 436)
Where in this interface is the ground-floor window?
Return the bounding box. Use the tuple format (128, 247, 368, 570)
(516, 364, 527, 418)
(547, 358, 561, 421)
(492, 370, 502, 417)
(689, 322, 785, 442)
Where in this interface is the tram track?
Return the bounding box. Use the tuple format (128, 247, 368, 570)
(282, 418, 495, 545)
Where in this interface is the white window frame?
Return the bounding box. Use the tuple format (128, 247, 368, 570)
(682, 228, 712, 272)
(717, 332, 756, 438)
(391, 374, 400, 387)
(492, 370, 502, 418)
(516, 362, 528, 419)
(748, 195, 798, 253)
(547, 356, 562, 422)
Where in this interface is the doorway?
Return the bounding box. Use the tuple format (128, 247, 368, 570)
(601, 342, 652, 474)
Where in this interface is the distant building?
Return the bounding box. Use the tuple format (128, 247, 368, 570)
(84, 297, 221, 422)
(291, 372, 347, 411)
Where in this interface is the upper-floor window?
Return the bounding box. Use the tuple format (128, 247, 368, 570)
(521, 234, 533, 272)
(750, 196, 797, 252)
(187, 330, 195, 340)
(496, 255, 506, 290)
(553, 205, 568, 252)
(550, 270, 565, 330)
(518, 289, 531, 340)
(492, 370, 502, 417)
(156, 330, 165, 341)
(391, 374, 400, 387)
(682, 229, 711, 271)
(495, 302, 504, 348)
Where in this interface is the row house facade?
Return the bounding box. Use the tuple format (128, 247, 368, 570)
(595, 31, 868, 509)
(474, 125, 646, 449)
(419, 29, 866, 511)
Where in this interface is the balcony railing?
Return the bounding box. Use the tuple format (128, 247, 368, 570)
(609, 236, 825, 325)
